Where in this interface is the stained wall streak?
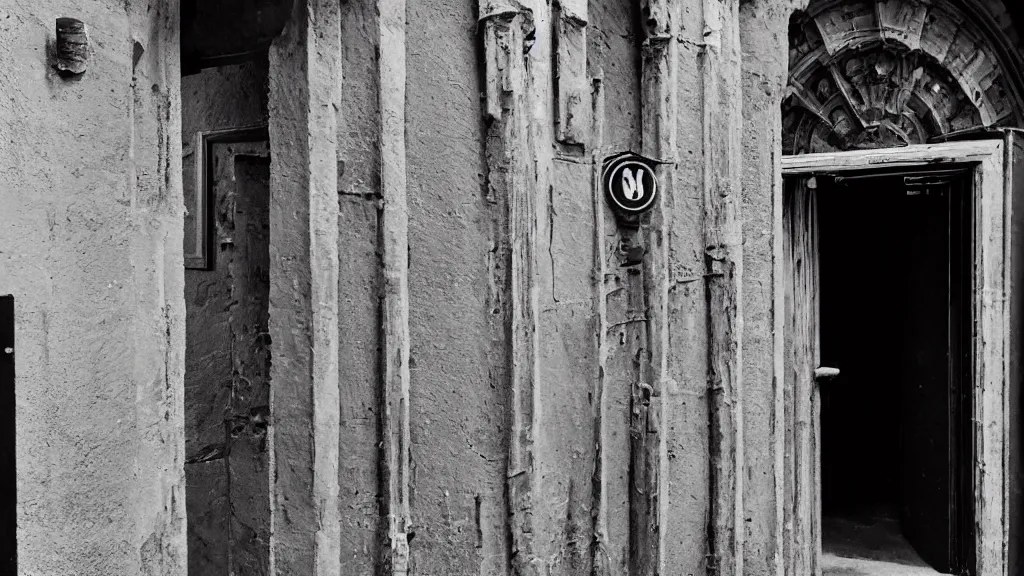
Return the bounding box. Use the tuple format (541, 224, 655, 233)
(337, 0, 384, 573)
(700, 1, 745, 575)
(587, 1, 643, 572)
(590, 76, 614, 576)
(481, 2, 540, 574)
(266, 0, 342, 573)
(636, 1, 675, 574)
(377, 0, 412, 573)
(130, 0, 189, 572)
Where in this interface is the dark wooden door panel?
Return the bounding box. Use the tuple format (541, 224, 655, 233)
(898, 183, 953, 571)
(898, 176, 970, 575)
(1, 295, 15, 576)
(1008, 131, 1024, 576)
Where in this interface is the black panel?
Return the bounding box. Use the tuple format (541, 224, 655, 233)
(0, 295, 14, 576)
(898, 176, 972, 575)
(1007, 131, 1024, 576)
(180, 0, 292, 74)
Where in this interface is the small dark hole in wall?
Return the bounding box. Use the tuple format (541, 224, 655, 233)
(0, 295, 15, 576)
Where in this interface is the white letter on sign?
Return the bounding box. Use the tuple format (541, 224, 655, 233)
(622, 168, 644, 201)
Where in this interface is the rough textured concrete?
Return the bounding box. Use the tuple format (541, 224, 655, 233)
(405, 1, 509, 573)
(0, 0, 185, 574)
(337, 2, 383, 574)
(267, 0, 342, 573)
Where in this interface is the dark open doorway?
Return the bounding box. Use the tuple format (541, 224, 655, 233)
(816, 169, 975, 575)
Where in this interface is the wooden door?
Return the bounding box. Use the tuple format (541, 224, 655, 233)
(782, 138, 1016, 576)
(783, 177, 821, 576)
(1, 295, 14, 576)
(897, 175, 971, 574)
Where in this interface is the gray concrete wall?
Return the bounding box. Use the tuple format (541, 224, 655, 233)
(0, 1, 185, 574)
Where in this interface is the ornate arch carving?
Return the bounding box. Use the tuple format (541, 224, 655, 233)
(784, 0, 1024, 154)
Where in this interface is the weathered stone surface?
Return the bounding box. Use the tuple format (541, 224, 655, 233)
(267, 0, 342, 574)
(185, 461, 229, 575)
(182, 59, 270, 574)
(337, 2, 383, 574)
(405, 1, 508, 573)
(8, 1, 1024, 576)
(739, 3, 793, 575)
(0, 1, 185, 574)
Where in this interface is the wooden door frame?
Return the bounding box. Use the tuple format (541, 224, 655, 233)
(781, 140, 1009, 576)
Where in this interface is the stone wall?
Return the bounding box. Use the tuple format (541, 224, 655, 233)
(0, 1, 185, 574)
(277, 0, 793, 574)
(3, 0, 1023, 575)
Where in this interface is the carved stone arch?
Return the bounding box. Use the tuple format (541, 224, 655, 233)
(784, 0, 1024, 154)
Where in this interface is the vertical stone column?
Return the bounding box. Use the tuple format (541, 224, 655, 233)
(700, 1, 745, 575)
(267, 0, 342, 574)
(378, 0, 412, 573)
(480, 3, 540, 575)
(637, 2, 675, 574)
(737, 2, 806, 575)
(128, 0, 189, 572)
(644, 1, 747, 574)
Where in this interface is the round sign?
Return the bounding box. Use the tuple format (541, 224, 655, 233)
(604, 155, 658, 214)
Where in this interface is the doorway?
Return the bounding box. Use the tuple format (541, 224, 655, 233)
(781, 140, 1019, 576)
(183, 130, 272, 574)
(812, 169, 974, 575)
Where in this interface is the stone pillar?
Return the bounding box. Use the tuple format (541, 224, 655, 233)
(738, 1, 809, 575)
(267, 0, 342, 574)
